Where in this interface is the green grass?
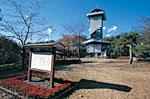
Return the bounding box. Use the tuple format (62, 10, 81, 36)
(0, 65, 21, 72)
(0, 71, 27, 79)
(0, 64, 27, 79)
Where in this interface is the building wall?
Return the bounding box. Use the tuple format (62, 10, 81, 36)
(91, 29, 102, 40)
(86, 44, 101, 53)
(89, 16, 102, 34)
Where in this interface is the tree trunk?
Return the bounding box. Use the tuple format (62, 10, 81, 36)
(21, 46, 25, 70)
(78, 35, 81, 60)
(78, 47, 80, 61)
(3, 51, 6, 65)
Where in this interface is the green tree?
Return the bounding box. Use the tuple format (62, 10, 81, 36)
(104, 36, 116, 42)
(0, 36, 20, 65)
(110, 32, 141, 56)
(139, 17, 150, 44)
(133, 45, 150, 57)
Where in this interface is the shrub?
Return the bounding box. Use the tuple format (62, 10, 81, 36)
(0, 36, 20, 64)
(133, 45, 150, 57)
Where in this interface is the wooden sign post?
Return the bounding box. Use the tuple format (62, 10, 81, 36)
(50, 47, 56, 88)
(27, 46, 56, 89)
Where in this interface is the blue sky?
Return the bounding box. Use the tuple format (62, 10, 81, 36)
(42, 0, 150, 41)
(1, 0, 150, 41)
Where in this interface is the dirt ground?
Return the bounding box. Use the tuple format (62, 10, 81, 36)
(55, 58, 150, 99)
(0, 58, 150, 99)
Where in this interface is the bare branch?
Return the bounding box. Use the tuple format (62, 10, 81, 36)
(0, 0, 51, 45)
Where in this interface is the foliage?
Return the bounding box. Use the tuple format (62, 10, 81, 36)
(104, 36, 116, 42)
(107, 17, 150, 58)
(139, 17, 150, 44)
(59, 34, 87, 58)
(0, 71, 27, 79)
(0, 65, 19, 72)
(0, 36, 20, 64)
(61, 22, 87, 58)
(108, 32, 141, 56)
(133, 45, 150, 57)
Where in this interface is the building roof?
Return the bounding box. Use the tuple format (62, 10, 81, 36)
(91, 8, 103, 13)
(82, 39, 111, 45)
(86, 8, 106, 20)
(24, 42, 65, 49)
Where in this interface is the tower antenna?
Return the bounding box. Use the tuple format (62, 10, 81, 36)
(96, 3, 99, 9)
(96, 0, 100, 9)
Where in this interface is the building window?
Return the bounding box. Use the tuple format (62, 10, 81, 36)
(93, 16, 99, 21)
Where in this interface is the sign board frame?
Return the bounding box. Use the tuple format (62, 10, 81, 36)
(28, 47, 56, 89)
(31, 52, 54, 71)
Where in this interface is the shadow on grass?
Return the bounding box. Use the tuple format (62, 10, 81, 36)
(0, 77, 132, 99)
(55, 59, 94, 71)
(55, 59, 80, 71)
(57, 79, 132, 98)
(78, 79, 132, 92)
(80, 61, 94, 64)
(137, 58, 150, 62)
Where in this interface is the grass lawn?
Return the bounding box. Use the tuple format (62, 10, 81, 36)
(0, 64, 27, 79)
(0, 58, 150, 99)
(54, 58, 150, 99)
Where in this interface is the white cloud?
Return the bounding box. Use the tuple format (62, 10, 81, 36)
(47, 28, 52, 34)
(103, 26, 106, 30)
(88, 28, 91, 32)
(107, 25, 118, 33)
(25, 15, 29, 18)
(44, 38, 49, 41)
(106, 34, 111, 37)
(13, 38, 21, 44)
